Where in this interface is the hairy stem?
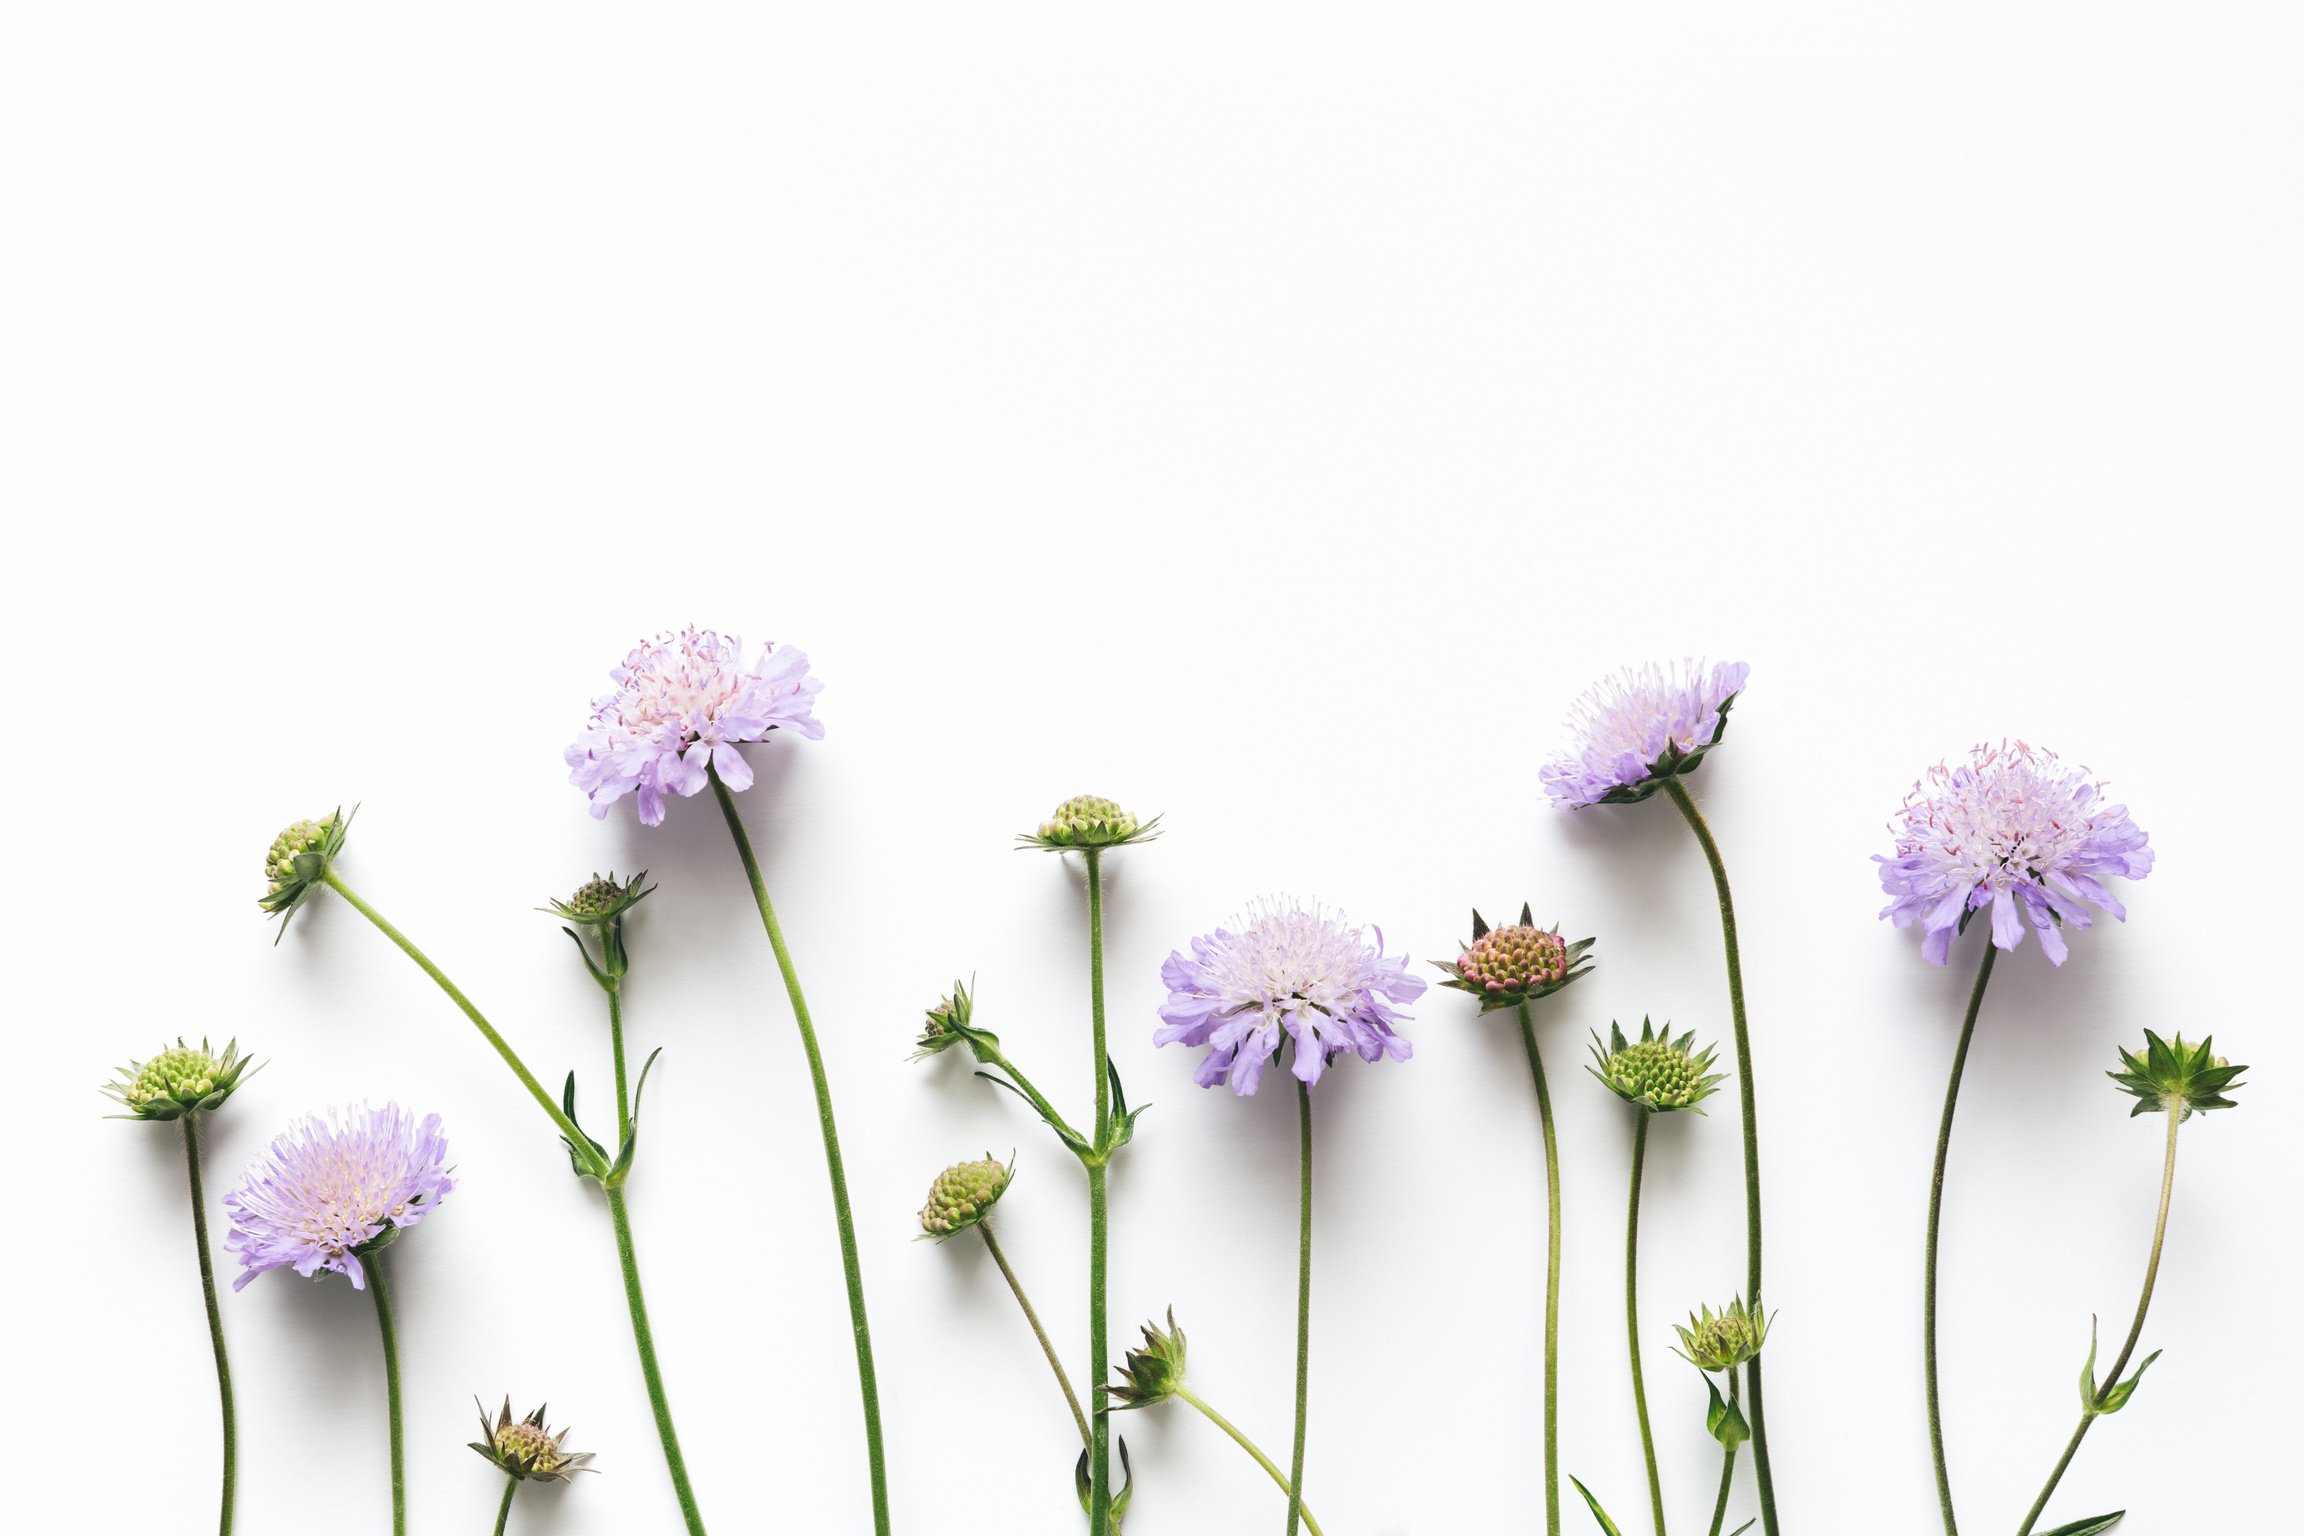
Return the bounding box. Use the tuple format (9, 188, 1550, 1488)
(1924, 941, 1998, 1536)
(370, 1255, 405, 1536)
(979, 1220, 1091, 1449)
(1518, 1002, 1563, 1536)
(1177, 1387, 1328, 1536)
(1287, 1079, 1313, 1536)
(1628, 1113, 1666, 1536)
(607, 1187, 708, 1534)
(1087, 847, 1113, 1535)
(183, 1115, 237, 1536)
(492, 1475, 518, 1536)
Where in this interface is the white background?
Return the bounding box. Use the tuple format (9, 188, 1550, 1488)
(5, 5, 2300, 1534)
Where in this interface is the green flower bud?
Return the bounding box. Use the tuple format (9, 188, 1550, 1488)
(258, 807, 351, 937)
(544, 871, 653, 927)
(1020, 795, 1160, 852)
(1673, 1297, 1770, 1374)
(911, 979, 993, 1062)
(104, 1037, 260, 1121)
(1587, 1018, 1724, 1115)
(2108, 1030, 2247, 1121)
(1433, 905, 1595, 1013)
(1105, 1309, 1188, 1410)
(469, 1397, 594, 1482)
(918, 1155, 1012, 1238)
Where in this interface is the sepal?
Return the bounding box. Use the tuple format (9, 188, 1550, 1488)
(1704, 1376, 1751, 1449)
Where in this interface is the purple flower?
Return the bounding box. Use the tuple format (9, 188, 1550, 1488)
(566, 627, 823, 825)
(1876, 742, 2153, 966)
(1541, 660, 1750, 809)
(1155, 900, 1424, 1095)
(224, 1104, 454, 1291)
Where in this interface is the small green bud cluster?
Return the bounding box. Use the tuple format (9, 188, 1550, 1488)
(122, 1044, 228, 1112)
(1673, 1297, 1769, 1373)
(1106, 1309, 1189, 1410)
(1024, 795, 1153, 850)
(264, 816, 337, 896)
(1589, 1019, 1722, 1115)
(919, 1157, 1010, 1237)
(495, 1418, 562, 1473)
(565, 877, 627, 919)
(469, 1398, 592, 1483)
(1459, 924, 1570, 995)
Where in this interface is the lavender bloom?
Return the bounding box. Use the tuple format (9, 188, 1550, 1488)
(566, 627, 823, 825)
(1155, 900, 1423, 1095)
(1877, 742, 2153, 966)
(1541, 660, 1750, 809)
(224, 1104, 454, 1291)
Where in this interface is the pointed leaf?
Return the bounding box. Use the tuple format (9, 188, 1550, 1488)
(1705, 1376, 1751, 1449)
(1568, 1477, 1625, 1536)
(2079, 1315, 2100, 1408)
(2038, 1516, 2125, 1536)
(976, 1070, 1094, 1160)
(2097, 1350, 2162, 1414)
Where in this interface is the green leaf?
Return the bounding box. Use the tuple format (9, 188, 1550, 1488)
(1705, 1376, 1751, 1449)
(2038, 1515, 2125, 1536)
(1728, 1523, 1756, 1536)
(976, 1070, 1094, 1160)
(2078, 1315, 2100, 1408)
(1568, 1478, 1624, 1536)
(2097, 1350, 2162, 1415)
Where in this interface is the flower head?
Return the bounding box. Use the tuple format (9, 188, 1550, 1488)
(918, 1155, 1012, 1239)
(910, 979, 996, 1063)
(1541, 660, 1749, 809)
(1019, 795, 1160, 852)
(259, 809, 350, 938)
(543, 871, 653, 928)
(470, 1398, 594, 1482)
(1673, 1296, 1770, 1373)
(104, 1038, 261, 1121)
(1432, 905, 1595, 1014)
(224, 1103, 454, 1291)
(566, 628, 822, 825)
(1588, 1018, 1723, 1115)
(1105, 1309, 1189, 1411)
(1155, 899, 1423, 1095)
(1877, 742, 2153, 966)
(2109, 1030, 2246, 1121)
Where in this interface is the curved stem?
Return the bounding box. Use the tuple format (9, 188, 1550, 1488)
(1924, 941, 1998, 1536)
(608, 981, 632, 1146)
(1517, 1002, 1563, 1536)
(183, 1116, 236, 1536)
(321, 870, 605, 1178)
(1086, 847, 1113, 1535)
(2013, 1108, 2183, 1536)
(1660, 776, 1775, 1536)
(1707, 1370, 1741, 1536)
(492, 1475, 518, 1536)
(1176, 1387, 1328, 1536)
(1287, 1079, 1314, 1536)
(606, 1186, 708, 1534)
(978, 1220, 1091, 1449)
(1627, 1113, 1666, 1536)
(981, 1047, 1086, 1150)
(370, 1255, 406, 1536)
(707, 770, 889, 1536)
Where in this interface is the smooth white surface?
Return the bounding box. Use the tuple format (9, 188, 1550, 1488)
(5, 5, 2300, 1533)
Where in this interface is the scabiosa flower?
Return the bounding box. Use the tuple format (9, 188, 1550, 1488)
(1106, 1309, 1189, 1411)
(1432, 905, 1595, 1014)
(104, 1037, 261, 1121)
(259, 808, 351, 937)
(918, 1155, 1012, 1238)
(544, 871, 653, 927)
(1877, 741, 2153, 966)
(1588, 1018, 1723, 1114)
(1541, 660, 1749, 809)
(1673, 1297, 1770, 1373)
(224, 1104, 454, 1291)
(2109, 1031, 2246, 1120)
(1019, 795, 1160, 852)
(471, 1398, 595, 1482)
(1155, 899, 1423, 1095)
(566, 627, 823, 825)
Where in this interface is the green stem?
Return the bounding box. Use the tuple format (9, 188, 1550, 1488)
(707, 768, 889, 1536)
(606, 1186, 708, 1534)
(979, 1220, 1091, 1449)
(1660, 776, 1775, 1536)
(1628, 1113, 1666, 1536)
(982, 1047, 1087, 1149)
(492, 1475, 518, 1536)
(1707, 1370, 1741, 1536)
(370, 1254, 406, 1536)
(608, 981, 632, 1146)
(1924, 941, 1998, 1536)
(1087, 847, 1113, 1536)
(321, 870, 606, 1178)
(1176, 1387, 1328, 1536)
(183, 1115, 236, 1536)
(2013, 1106, 2183, 1536)
(1517, 1002, 1563, 1536)
(1287, 1079, 1313, 1536)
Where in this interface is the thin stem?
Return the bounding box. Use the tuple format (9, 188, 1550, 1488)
(183, 1115, 237, 1536)
(2013, 1108, 2183, 1536)
(1924, 940, 1998, 1536)
(1086, 847, 1113, 1536)
(606, 1187, 708, 1534)
(370, 1255, 406, 1536)
(1287, 1079, 1313, 1536)
(707, 769, 889, 1536)
(1628, 1113, 1666, 1536)
(608, 981, 632, 1146)
(1707, 1370, 1741, 1536)
(1517, 1002, 1563, 1536)
(1660, 776, 1775, 1536)
(982, 1047, 1087, 1150)
(322, 870, 605, 1178)
(1176, 1387, 1329, 1536)
(492, 1475, 518, 1536)
(978, 1220, 1091, 1449)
